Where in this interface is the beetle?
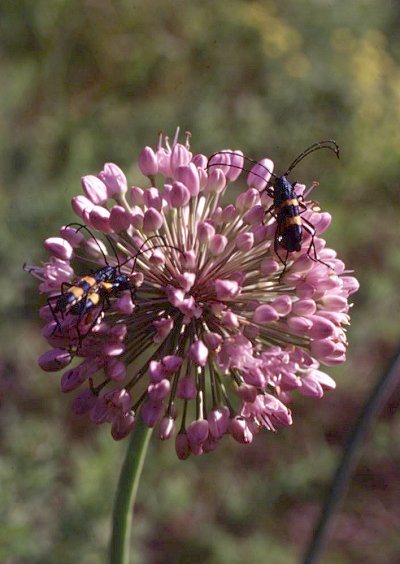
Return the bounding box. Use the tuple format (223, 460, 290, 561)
(207, 140, 340, 278)
(43, 224, 137, 340)
(26, 223, 184, 346)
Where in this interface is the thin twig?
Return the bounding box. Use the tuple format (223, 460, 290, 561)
(303, 347, 400, 564)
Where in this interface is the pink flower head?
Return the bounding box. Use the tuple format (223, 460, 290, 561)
(27, 128, 358, 458)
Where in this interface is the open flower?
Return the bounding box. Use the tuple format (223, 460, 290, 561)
(28, 128, 359, 458)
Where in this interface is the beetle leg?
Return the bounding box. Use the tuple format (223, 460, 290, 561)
(75, 293, 92, 348)
(263, 206, 278, 227)
(273, 228, 289, 282)
(47, 295, 63, 332)
(302, 219, 332, 270)
(129, 286, 137, 308)
(58, 283, 74, 320)
(78, 301, 106, 349)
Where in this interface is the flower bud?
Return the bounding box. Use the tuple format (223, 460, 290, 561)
(253, 304, 279, 324)
(292, 299, 316, 316)
(44, 238, 73, 261)
(104, 342, 125, 357)
(175, 432, 191, 459)
(88, 206, 111, 233)
(208, 407, 230, 438)
(138, 146, 158, 176)
(105, 359, 126, 382)
(181, 249, 196, 269)
(143, 187, 163, 211)
(38, 348, 72, 372)
(159, 416, 175, 440)
(169, 181, 191, 207)
(71, 388, 97, 415)
(81, 175, 108, 205)
(170, 143, 191, 175)
(61, 367, 86, 393)
(341, 276, 360, 296)
(314, 212, 332, 234)
(166, 285, 185, 307)
(141, 400, 164, 427)
(247, 158, 274, 190)
(271, 295, 292, 316)
(260, 258, 280, 275)
(71, 195, 94, 219)
(187, 419, 209, 445)
(234, 384, 258, 403)
(174, 163, 200, 197)
(242, 205, 265, 225)
(250, 224, 269, 245)
(226, 150, 244, 182)
(130, 186, 144, 206)
(291, 255, 314, 273)
(287, 316, 313, 333)
(109, 205, 131, 232)
(60, 225, 85, 248)
(220, 311, 239, 328)
(209, 234, 228, 256)
(131, 210, 144, 230)
(229, 417, 254, 444)
(236, 188, 260, 211)
(203, 332, 222, 351)
(320, 295, 348, 312)
(114, 293, 134, 315)
(111, 413, 136, 440)
(99, 163, 128, 196)
(197, 221, 215, 243)
(176, 272, 196, 292)
(296, 283, 315, 299)
(189, 340, 208, 367)
(162, 355, 183, 373)
(210, 206, 223, 224)
(148, 379, 171, 401)
(192, 153, 208, 168)
(208, 151, 230, 175)
(205, 168, 226, 193)
(235, 232, 254, 252)
(153, 317, 173, 340)
(221, 204, 237, 223)
(143, 208, 163, 233)
(308, 315, 336, 339)
(215, 279, 239, 300)
(176, 374, 197, 400)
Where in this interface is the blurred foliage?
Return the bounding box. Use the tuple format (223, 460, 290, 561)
(2, 0, 400, 562)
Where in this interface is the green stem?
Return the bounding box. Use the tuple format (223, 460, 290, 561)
(109, 416, 153, 564)
(303, 347, 400, 564)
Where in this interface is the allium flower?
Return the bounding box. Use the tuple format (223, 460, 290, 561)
(28, 128, 359, 458)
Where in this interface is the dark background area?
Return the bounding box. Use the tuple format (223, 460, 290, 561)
(2, 1, 400, 562)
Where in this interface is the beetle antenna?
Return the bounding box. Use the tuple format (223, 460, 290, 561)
(207, 161, 275, 196)
(128, 235, 185, 274)
(207, 151, 279, 180)
(284, 139, 340, 176)
(66, 222, 109, 266)
(104, 235, 121, 269)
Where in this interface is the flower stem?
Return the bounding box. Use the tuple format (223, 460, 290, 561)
(110, 416, 153, 564)
(303, 347, 400, 564)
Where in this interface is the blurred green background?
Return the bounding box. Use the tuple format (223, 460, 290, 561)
(2, 0, 400, 562)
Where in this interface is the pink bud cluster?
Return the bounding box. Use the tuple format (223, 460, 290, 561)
(29, 128, 359, 458)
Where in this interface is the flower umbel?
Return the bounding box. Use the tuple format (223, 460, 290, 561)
(29, 128, 359, 458)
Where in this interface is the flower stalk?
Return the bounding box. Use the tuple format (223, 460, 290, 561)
(110, 416, 152, 564)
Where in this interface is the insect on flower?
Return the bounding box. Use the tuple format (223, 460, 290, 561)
(29, 128, 359, 454)
(25, 223, 183, 347)
(207, 140, 340, 278)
